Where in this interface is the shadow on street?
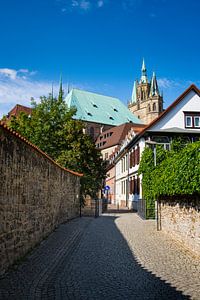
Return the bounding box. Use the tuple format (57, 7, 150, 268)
(0, 215, 190, 299)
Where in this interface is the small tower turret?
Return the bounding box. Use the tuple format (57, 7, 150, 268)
(128, 59, 163, 124)
(150, 72, 159, 96)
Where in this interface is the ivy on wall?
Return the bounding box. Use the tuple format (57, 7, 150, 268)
(139, 139, 200, 214)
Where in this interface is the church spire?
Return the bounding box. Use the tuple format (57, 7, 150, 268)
(131, 80, 137, 103)
(58, 74, 63, 101)
(150, 72, 159, 96)
(51, 82, 54, 100)
(140, 58, 148, 83)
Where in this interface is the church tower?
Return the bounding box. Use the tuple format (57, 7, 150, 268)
(128, 59, 163, 124)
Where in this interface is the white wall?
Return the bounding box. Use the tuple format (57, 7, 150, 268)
(150, 90, 200, 131)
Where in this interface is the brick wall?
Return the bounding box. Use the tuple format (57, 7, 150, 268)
(0, 124, 82, 275)
(158, 196, 200, 255)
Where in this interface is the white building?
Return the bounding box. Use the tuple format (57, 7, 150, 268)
(112, 84, 200, 210)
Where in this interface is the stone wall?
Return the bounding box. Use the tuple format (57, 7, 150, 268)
(0, 124, 82, 275)
(158, 196, 200, 255)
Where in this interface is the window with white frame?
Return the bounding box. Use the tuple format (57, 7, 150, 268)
(184, 112, 200, 129)
(194, 116, 200, 128)
(185, 116, 192, 127)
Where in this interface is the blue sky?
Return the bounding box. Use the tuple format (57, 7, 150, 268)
(0, 0, 200, 117)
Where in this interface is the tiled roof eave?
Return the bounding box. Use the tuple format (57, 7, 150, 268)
(0, 122, 83, 177)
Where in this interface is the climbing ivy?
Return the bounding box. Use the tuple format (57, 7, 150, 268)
(138, 145, 168, 218)
(152, 141, 200, 198)
(139, 140, 200, 214)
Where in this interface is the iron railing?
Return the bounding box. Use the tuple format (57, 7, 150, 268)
(137, 198, 155, 220)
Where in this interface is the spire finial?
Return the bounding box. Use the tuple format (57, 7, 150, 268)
(51, 82, 54, 100)
(140, 58, 148, 83)
(142, 58, 146, 72)
(58, 74, 63, 101)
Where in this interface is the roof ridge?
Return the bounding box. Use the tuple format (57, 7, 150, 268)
(72, 88, 119, 100)
(136, 84, 200, 138)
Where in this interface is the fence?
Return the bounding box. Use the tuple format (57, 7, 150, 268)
(137, 198, 155, 219)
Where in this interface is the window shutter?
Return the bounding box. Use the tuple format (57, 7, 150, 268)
(135, 148, 138, 165)
(137, 146, 140, 164)
(133, 149, 135, 167)
(137, 177, 140, 195)
(130, 152, 132, 168)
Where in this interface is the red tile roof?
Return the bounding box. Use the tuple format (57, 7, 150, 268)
(95, 122, 146, 150)
(0, 121, 83, 177)
(137, 84, 200, 138)
(7, 104, 32, 120)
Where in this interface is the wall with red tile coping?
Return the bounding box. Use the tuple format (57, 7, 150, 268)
(0, 124, 82, 275)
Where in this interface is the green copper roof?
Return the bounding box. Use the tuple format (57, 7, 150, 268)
(131, 80, 137, 104)
(65, 88, 143, 126)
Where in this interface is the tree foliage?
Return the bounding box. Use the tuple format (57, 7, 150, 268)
(9, 91, 106, 200)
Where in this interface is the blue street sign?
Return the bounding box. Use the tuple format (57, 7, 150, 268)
(104, 185, 110, 191)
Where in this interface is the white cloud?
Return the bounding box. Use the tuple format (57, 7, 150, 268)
(97, 0, 104, 8)
(71, 0, 79, 7)
(0, 68, 37, 81)
(61, 0, 107, 13)
(157, 78, 181, 89)
(0, 68, 18, 80)
(80, 0, 91, 10)
(0, 69, 59, 118)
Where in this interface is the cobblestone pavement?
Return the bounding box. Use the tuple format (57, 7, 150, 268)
(0, 213, 200, 300)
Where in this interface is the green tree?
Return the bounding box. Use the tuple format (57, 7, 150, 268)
(9, 92, 76, 160)
(9, 90, 106, 200)
(56, 119, 107, 200)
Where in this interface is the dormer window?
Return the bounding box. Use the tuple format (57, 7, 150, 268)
(113, 108, 118, 112)
(184, 112, 200, 128)
(185, 116, 192, 127)
(109, 116, 114, 120)
(92, 103, 98, 108)
(87, 112, 92, 116)
(194, 116, 200, 127)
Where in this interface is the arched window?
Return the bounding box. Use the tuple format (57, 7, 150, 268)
(153, 103, 156, 111)
(148, 104, 151, 112)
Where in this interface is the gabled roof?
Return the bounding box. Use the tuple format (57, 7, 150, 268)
(138, 84, 200, 138)
(7, 104, 32, 119)
(123, 84, 200, 151)
(96, 123, 145, 150)
(65, 88, 143, 126)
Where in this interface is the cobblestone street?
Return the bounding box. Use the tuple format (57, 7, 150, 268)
(0, 212, 200, 300)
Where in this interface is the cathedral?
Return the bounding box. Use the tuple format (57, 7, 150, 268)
(128, 59, 163, 124)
